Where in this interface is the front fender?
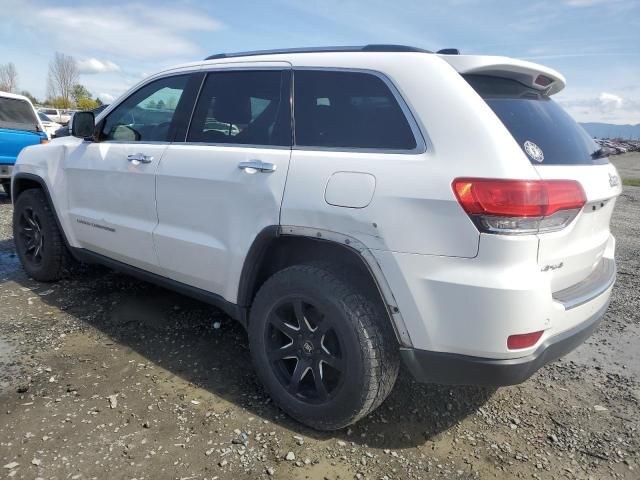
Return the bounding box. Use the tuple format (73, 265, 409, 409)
(12, 137, 84, 248)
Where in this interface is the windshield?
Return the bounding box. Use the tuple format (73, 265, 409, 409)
(0, 97, 39, 132)
(465, 74, 606, 165)
(38, 112, 52, 122)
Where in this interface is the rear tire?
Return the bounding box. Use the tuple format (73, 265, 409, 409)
(13, 188, 71, 282)
(249, 263, 399, 430)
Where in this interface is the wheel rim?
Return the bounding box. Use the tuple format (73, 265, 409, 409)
(18, 207, 45, 265)
(265, 297, 345, 404)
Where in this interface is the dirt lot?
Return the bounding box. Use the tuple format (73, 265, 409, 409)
(0, 154, 638, 480)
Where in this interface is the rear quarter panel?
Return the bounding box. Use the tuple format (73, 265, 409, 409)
(281, 53, 539, 258)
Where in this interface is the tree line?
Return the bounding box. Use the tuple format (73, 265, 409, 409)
(0, 52, 104, 110)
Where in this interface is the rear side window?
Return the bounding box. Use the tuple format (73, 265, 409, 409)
(294, 70, 417, 151)
(465, 75, 605, 165)
(187, 70, 291, 146)
(0, 97, 39, 132)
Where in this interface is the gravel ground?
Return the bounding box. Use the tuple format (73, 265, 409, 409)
(0, 155, 638, 480)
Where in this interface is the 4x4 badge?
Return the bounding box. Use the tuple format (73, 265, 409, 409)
(524, 140, 544, 163)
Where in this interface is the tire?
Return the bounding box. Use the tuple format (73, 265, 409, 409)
(249, 263, 400, 430)
(12, 188, 71, 282)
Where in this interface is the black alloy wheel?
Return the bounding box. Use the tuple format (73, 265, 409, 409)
(17, 206, 45, 266)
(265, 297, 345, 403)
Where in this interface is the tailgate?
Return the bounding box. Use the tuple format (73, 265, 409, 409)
(535, 163, 621, 292)
(461, 71, 622, 294)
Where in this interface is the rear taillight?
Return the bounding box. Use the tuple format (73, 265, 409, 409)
(452, 178, 586, 235)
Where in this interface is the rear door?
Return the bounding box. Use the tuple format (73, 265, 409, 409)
(153, 64, 292, 301)
(466, 75, 622, 292)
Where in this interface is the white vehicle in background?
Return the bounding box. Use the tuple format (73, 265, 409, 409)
(11, 45, 620, 430)
(37, 112, 61, 138)
(38, 107, 71, 125)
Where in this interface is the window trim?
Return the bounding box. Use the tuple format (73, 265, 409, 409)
(291, 67, 427, 155)
(180, 66, 293, 149)
(96, 72, 193, 145)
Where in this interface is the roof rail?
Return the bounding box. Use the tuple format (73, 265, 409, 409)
(204, 44, 432, 61)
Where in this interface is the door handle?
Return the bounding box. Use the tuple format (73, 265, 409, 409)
(238, 160, 277, 173)
(127, 153, 153, 165)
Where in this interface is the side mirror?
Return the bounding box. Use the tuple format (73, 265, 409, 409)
(71, 111, 95, 139)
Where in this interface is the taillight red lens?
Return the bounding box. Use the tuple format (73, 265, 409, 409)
(453, 178, 585, 217)
(453, 179, 546, 217)
(543, 180, 587, 215)
(452, 178, 586, 234)
(507, 330, 544, 350)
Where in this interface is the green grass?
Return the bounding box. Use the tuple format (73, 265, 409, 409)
(623, 177, 640, 187)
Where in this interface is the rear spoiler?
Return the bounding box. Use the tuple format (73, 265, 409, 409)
(439, 55, 566, 95)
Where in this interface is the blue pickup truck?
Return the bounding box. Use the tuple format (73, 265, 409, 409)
(0, 91, 48, 197)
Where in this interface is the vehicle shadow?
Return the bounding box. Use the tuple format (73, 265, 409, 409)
(1, 234, 495, 449)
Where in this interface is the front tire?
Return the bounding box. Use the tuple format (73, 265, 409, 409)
(249, 264, 399, 430)
(13, 188, 71, 282)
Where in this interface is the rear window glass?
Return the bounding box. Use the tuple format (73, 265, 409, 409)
(465, 75, 606, 165)
(0, 97, 39, 132)
(294, 70, 417, 151)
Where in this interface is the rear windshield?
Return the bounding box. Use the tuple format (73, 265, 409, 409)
(0, 97, 39, 132)
(465, 75, 606, 165)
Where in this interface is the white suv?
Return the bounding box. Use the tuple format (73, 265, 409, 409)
(38, 108, 71, 126)
(11, 45, 620, 430)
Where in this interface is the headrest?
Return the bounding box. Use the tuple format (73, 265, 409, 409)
(212, 93, 251, 125)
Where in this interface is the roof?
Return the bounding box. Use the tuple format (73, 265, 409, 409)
(0, 91, 32, 103)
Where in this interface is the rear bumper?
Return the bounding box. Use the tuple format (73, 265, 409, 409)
(0, 164, 13, 179)
(400, 298, 608, 386)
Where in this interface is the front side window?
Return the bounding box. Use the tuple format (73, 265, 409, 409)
(187, 70, 290, 146)
(101, 75, 188, 142)
(293, 70, 417, 150)
(0, 97, 39, 132)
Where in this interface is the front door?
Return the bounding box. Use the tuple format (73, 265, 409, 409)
(154, 65, 292, 301)
(65, 74, 192, 271)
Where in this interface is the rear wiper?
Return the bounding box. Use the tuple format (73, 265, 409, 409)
(591, 148, 609, 159)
